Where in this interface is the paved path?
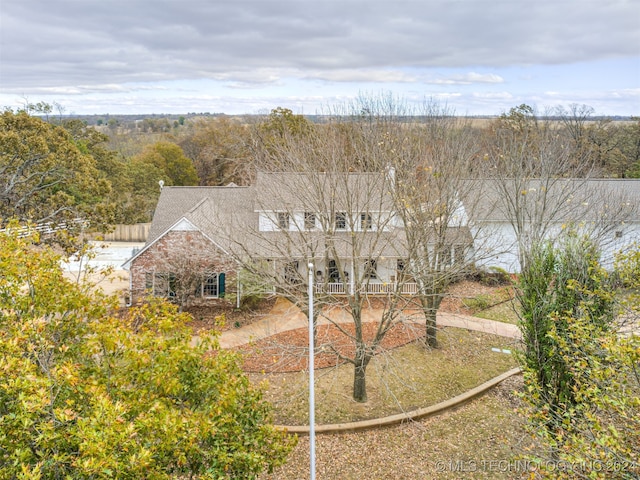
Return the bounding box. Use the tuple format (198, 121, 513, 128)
(218, 297, 521, 349)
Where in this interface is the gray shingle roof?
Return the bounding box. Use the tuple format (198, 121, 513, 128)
(464, 178, 640, 223)
(135, 176, 639, 269)
(145, 184, 255, 247)
(254, 171, 396, 211)
(139, 172, 404, 262)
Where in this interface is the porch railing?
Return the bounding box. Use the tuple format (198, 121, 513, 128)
(314, 282, 418, 295)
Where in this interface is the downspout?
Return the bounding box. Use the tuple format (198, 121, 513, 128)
(126, 268, 133, 307)
(236, 267, 241, 309)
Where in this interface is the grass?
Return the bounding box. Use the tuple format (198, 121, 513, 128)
(462, 287, 520, 325)
(249, 327, 518, 425)
(475, 300, 520, 324)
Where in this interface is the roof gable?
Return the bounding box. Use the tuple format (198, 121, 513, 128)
(172, 217, 200, 231)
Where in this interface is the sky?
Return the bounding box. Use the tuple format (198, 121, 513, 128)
(0, 0, 639, 117)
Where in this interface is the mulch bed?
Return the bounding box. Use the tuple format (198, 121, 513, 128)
(236, 321, 427, 373)
(190, 280, 513, 374)
(185, 296, 278, 332)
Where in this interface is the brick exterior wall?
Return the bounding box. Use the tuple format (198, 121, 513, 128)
(129, 230, 237, 306)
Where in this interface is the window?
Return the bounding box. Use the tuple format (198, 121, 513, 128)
(202, 272, 225, 298)
(360, 213, 373, 230)
(304, 212, 316, 230)
(335, 212, 347, 230)
(153, 273, 176, 299)
(277, 212, 289, 230)
(364, 259, 377, 279)
(202, 273, 219, 297)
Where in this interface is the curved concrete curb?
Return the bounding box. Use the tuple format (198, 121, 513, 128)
(275, 367, 522, 435)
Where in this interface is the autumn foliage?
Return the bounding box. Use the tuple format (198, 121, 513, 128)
(0, 224, 295, 479)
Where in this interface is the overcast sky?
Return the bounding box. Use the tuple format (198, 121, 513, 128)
(1, 0, 639, 116)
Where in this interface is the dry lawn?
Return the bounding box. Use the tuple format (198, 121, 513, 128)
(260, 376, 533, 480)
(246, 327, 519, 426)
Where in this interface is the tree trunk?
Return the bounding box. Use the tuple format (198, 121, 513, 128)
(425, 312, 438, 348)
(353, 345, 371, 403)
(420, 294, 442, 348)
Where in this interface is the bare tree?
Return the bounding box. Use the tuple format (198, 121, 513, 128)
(137, 232, 236, 312)
(176, 116, 254, 186)
(482, 105, 587, 270)
(224, 113, 414, 403)
(482, 105, 639, 273)
(389, 101, 492, 348)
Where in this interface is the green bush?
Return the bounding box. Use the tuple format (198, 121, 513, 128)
(466, 266, 512, 286)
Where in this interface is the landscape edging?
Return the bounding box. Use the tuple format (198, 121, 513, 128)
(275, 367, 522, 435)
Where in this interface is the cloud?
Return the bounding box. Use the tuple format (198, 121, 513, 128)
(303, 69, 419, 83)
(428, 73, 504, 85)
(472, 92, 514, 100)
(1, 1, 637, 115)
(1, 0, 637, 90)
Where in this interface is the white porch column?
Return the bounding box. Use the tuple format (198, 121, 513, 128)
(350, 259, 355, 295)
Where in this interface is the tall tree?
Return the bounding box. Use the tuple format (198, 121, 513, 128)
(519, 239, 638, 478)
(0, 110, 113, 238)
(178, 116, 253, 186)
(133, 141, 199, 186)
(518, 235, 615, 429)
(485, 105, 596, 271)
(390, 100, 492, 347)
(613, 117, 640, 178)
(228, 115, 410, 403)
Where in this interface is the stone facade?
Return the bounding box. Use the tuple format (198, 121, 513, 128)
(129, 230, 237, 306)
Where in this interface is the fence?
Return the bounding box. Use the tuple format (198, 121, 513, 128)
(97, 224, 150, 242)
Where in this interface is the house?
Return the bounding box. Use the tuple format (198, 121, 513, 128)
(123, 171, 472, 305)
(123, 173, 640, 305)
(122, 183, 252, 305)
(467, 178, 640, 271)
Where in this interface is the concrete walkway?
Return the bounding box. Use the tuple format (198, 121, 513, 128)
(218, 297, 521, 349)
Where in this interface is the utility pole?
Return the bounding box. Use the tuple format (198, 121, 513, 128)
(308, 263, 316, 480)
